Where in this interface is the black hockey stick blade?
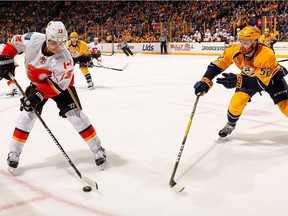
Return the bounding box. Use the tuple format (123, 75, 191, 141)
(278, 59, 288, 62)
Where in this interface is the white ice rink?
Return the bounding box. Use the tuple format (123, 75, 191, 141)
(1, 53, 288, 216)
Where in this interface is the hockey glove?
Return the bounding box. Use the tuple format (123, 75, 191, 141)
(216, 73, 242, 89)
(20, 86, 44, 112)
(0, 56, 15, 80)
(194, 77, 213, 96)
(85, 55, 94, 68)
(87, 60, 94, 68)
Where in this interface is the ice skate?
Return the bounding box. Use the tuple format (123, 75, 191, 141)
(93, 147, 106, 170)
(218, 122, 235, 139)
(87, 81, 94, 89)
(6, 89, 19, 98)
(7, 152, 20, 173)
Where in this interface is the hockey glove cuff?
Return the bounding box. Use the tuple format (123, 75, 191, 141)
(194, 77, 213, 96)
(216, 73, 242, 89)
(20, 86, 44, 112)
(0, 56, 15, 80)
(88, 60, 94, 68)
(2, 43, 18, 58)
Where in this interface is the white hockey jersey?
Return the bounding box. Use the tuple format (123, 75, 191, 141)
(2, 32, 74, 98)
(88, 42, 101, 53)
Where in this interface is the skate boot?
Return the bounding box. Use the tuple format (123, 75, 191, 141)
(218, 122, 235, 138)
(93, 147, 106, 170)
(6, 89, 19, 97)
(7, 152, 20, 173)
(88, 81, 94, 89)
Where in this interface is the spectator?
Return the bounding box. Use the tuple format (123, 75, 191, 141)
(259, 28, 277, 52)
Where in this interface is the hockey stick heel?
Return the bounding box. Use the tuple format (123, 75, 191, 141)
(169, 179, 185, 192)
(102, 51, 115, 56)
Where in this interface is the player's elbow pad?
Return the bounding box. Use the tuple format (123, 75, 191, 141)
(203, 63, 223, 80)
(242, 76, 266, 92)
(272, 66, 288, 80)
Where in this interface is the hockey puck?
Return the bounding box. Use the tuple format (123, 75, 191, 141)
(82, 186, 92, 192)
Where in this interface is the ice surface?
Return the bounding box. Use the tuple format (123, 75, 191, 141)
(1, 53, 288, 216)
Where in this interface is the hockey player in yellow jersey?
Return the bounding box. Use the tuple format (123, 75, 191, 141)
(194, 25, 288, 138)
(259, 28, 277, 52)
(67, 32, 94, 89)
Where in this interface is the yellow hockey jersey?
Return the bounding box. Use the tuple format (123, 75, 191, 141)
(212, 42, 280, 86)
(258, 33, 276, 46)
(67, 40, 91, 58)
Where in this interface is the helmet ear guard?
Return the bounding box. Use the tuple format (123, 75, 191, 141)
(238, 26, 261, 40)
(46, 21, 68, 43)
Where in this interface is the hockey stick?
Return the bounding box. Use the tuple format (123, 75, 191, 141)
(94, 62, 129, 71)
(102, 51, 115, 56)
(169, 95, 200, 192)
(102, 42, 115, 56)
(278, 59, 288, 62)
(9, 74, 99, 190)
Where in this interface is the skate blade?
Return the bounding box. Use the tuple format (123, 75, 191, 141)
(218, 136, 225, 141)
(88, 86, 96, 90)
(6, 94, 20, 98)
(217, 136, 231, 143)
(7, 166, 15, 173)
(98, 162, 106, 171)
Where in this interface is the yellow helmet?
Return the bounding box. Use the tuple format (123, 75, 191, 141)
(238, 26, 261, 40)
(70, 32, 78, 38)
(274, 30, 279, 36)
(264, 28, 270, 32)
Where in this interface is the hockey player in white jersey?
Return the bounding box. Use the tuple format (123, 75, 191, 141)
(0, 43, 19, 97)
(203, 29, 212, 42)
(5, 80, 19, 97)
(0, 21, 106, 171)
(88, 37, 102, 63)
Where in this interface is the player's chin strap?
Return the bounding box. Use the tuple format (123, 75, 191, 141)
(8, 73, 99, 190)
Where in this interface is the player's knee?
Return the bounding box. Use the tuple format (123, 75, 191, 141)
(80, 67, 89, 76)
(277, 100, 288, 117)
(66, 109, 91, 131)
(228, 92, 250, 116)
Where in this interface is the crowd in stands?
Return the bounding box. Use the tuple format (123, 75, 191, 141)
(0, 1, 287, 44)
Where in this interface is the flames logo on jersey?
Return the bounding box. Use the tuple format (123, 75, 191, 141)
(91, 47, 100, 53)
(27, 64, 52, 84)
(240, 66, 255, 77)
